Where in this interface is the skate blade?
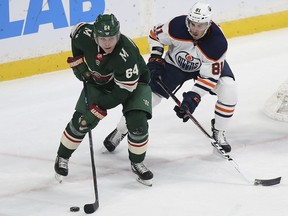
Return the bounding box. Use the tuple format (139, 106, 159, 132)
(136, 177, 152, 187)
(55, 173, 64, 183)
(212, 148, 227, 159)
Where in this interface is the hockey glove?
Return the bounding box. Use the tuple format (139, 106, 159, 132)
(147, 54, 165, 81)
(174, 91, 201, 122)
(67, 56, 91, 81)
(79, 105, 107, 132)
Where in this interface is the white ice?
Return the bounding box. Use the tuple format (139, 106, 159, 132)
(0, 28, 288, 216)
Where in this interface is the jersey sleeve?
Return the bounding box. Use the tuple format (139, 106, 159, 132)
(70, 23, 93, 57)
(148, 20, 172, 56)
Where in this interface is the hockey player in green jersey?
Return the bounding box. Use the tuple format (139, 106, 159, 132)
(54, 14, 153, 186)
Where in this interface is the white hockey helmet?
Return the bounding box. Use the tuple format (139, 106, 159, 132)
(187, 2, 212, 24)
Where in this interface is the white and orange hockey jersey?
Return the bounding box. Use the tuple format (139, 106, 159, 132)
(148, 15, 229, 98)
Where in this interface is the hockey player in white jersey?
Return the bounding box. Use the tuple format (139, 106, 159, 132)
(103, 2, 237, 153)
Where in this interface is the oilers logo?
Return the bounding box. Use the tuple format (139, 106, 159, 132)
(175, 51, 201, 72)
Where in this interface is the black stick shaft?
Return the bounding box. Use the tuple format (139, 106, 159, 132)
(83, 81, 99, 213)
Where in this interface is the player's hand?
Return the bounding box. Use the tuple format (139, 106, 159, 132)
(79, 105, 107, 132)
(174, 91, 201, 122)
(67, 56, 91, 81)
(174, 106, 189, 122)
(147, 54, 165, 81)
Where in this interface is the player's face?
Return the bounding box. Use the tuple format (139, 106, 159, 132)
(96, 36, 118, 54)
(188, 21, 209, 40)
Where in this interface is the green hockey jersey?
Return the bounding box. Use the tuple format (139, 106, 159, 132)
(71, 23, 151, 116)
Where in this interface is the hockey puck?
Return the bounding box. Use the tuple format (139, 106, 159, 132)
(70, 206, 80, 212)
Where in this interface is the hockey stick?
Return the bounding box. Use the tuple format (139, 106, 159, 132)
(82, 80, 100, 213)
(156, 77, 281, 186)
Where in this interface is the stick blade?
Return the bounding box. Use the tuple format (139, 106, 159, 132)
(254, 177, 281, 186)
(84, 202, 99, 214)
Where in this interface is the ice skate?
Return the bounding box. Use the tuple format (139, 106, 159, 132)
(54, 155, 69, 183)
(211, 119, 231, 153)
(102, 128, 127, 152)
(131, 162, 153, 186)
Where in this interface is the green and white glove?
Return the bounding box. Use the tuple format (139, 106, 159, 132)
(79, 105, 107, 132)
